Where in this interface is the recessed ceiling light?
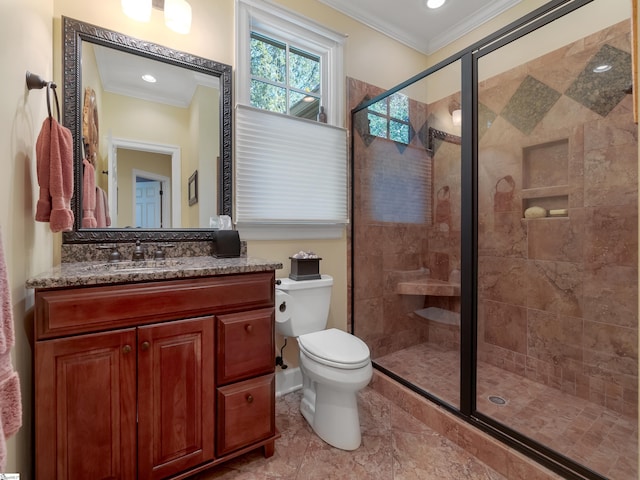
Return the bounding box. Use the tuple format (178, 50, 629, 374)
(426, 0, 446, 9)
(593, 64, 612, 73)
(142, 73, 157, 83)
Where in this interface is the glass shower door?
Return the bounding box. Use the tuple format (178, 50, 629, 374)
(351, 60, 463, 409)
(475, 1, 638, 477)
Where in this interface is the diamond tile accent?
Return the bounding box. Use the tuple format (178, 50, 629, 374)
(478, 102, 497, 140)
(565, 44, 632, 117)
(353, 99, 377, 147)
(501, 75, 561, 135)
(393, 122, 416, 154)
(417, 120, 430, 150)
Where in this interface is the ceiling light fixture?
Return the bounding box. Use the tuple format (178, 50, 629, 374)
(451, 109, 462, 126)
(122, 0, 192, 34)
(163, 0, 192, 34)
(121, 0, 152, 22)
(141, 74, 157, 83)
(426, 0, 446, 9)
(593, 64, 612, 73)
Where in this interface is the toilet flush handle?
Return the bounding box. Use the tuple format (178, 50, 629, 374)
(279, 301, 287, 313)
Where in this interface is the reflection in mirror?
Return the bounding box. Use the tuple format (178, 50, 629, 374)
(62, 17, 232, 243)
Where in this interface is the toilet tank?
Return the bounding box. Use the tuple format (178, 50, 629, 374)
(275, 275, 333, 337)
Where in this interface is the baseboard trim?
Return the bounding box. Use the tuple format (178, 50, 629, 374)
(276, 367, 303, 397)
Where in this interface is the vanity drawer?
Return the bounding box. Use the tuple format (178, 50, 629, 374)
(35, 273, 274, 339)
(216, 374, 275, 456)
(216, 308, 275, 385)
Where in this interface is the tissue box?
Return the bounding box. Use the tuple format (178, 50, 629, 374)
(289, 257, 322, 281)
(212, 230, 241, 258)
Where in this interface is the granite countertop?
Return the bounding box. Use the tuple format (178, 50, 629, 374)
(26, 256, 284, 289)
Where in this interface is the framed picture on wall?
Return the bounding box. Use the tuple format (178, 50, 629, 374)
(188, 170, 198, 206)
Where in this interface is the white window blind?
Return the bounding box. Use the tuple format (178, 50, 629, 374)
(235, 104, 348, 228)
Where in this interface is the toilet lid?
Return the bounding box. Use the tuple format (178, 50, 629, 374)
(298, 328, 370, 369)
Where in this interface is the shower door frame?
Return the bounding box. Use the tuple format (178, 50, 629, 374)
(350, 0, 617, 479)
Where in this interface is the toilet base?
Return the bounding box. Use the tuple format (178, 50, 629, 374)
(311, 383, 362, 450)
(300, 383, 315, 425)
(295, 332, 372, 451)
(298, 365, 372, 451)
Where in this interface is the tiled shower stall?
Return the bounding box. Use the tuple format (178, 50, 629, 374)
(350, 8, 637, 480)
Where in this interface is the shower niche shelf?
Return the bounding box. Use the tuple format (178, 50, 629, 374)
(521, 139, 569, 218)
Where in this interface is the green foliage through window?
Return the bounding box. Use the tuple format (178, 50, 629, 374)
(250, 32, 321, 120)
(367, 93, 410, 144)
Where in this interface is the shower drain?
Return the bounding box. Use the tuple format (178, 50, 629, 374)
(488, 395, 507, 405)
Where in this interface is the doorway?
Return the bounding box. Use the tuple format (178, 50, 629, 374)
(133, 169, 171, 228)
(107, 137, 182, 228)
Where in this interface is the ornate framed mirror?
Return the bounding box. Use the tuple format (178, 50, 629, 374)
(62, 16, 232, 243)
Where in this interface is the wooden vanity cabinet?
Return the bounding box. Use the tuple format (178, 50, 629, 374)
(34, 272, 277, 480)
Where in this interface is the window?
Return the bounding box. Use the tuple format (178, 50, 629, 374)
(235, 0, 348, 239)
(236, 0, 345, 126)
(250, 33, 321, 120)
(368, 93, 410, 144)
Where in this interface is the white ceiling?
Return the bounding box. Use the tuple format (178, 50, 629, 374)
(95, 0, 523, 105)
(317, 0, 523, 55)
(93, 45, 219, 108)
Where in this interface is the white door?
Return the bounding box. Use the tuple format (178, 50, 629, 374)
(136, 180, 162, 228)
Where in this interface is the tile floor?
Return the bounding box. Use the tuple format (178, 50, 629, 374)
(193, 387, 509, 479)
(375, 342, 639, 480)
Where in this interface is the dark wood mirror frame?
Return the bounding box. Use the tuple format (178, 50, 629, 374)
(62, 16, 232, 243)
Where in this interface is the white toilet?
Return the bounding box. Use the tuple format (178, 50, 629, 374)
(275, 274, 372, 450)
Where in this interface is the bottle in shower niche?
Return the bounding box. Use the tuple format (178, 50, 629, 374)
(318, 106, 327, 123)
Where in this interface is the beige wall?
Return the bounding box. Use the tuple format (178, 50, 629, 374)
(1, 0, 54, 476)
(189, 85, 219, 228)
(102, 92, 191, 151)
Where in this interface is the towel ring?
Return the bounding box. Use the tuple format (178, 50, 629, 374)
(45, 82, 60, 123)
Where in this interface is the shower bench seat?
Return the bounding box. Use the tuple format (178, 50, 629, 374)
(414, 306, 460, 326)
(396, 277, 460, 297)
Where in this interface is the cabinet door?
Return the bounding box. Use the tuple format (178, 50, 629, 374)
(35, 329, 137, 480)
(137, 316, 215, 480)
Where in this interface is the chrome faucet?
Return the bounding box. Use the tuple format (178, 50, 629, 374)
(132, 240, 145, 261)
(97, 244, 121, 263)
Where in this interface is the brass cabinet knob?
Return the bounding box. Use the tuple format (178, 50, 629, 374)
(122, 344, 132, 354)
(245, 324, 253, 333)
(246, 394, 254, 404)
(141, 341, 150, 351)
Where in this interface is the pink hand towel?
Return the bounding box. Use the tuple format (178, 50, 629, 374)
(35, 118, 75, 232)
(95, 186, 111, 228)
(82, 159, 97, 228)
(34, 119, 52, 222)
(0, 228, 22, 472)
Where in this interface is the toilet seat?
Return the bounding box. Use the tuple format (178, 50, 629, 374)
(298, 328, 370, 370)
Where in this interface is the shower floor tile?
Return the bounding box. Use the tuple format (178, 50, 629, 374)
(375, 342, 638, 480)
